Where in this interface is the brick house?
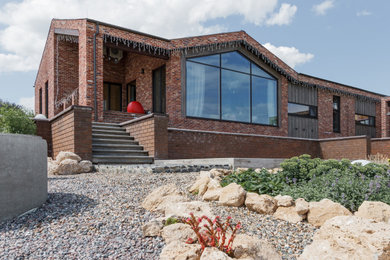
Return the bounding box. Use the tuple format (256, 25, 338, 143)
(34, 18, 390, 163)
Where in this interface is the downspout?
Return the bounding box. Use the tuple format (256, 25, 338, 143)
(93, 22, 99, 121)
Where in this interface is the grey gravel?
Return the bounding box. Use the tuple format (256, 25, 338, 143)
(1, 171, 317, 259)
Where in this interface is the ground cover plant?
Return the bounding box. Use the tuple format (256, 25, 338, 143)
(221, 154, 390, 211)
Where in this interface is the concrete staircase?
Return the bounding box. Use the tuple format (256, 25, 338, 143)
(92, 122, 153, 164)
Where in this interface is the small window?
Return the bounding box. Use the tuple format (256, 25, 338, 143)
(103, 82, 122, 111)
(333, 96, 340, 133)
(288, 103, 317, 118)
(355, 114, 375, 126)
(39, 88, 42, 114)
(45, 81, 48, 118)
(126, 81, 136, 105)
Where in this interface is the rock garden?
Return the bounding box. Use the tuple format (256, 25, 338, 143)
(1, 152, 390, 259)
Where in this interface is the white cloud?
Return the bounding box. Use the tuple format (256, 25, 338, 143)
(0, 0, 299, 73)
(18, 96, 34, 111)
(312, 0, 334, 15)
(263, 43, 314, 68)
(266, 3, 297, 26)
(357, 10, 372, 17)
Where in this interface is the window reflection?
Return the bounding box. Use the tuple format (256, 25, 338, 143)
(221, 52, 250, 73)
(288, 103, 317, 118)
(252, 77, 277, 125)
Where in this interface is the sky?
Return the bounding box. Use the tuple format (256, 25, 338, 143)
(0, 0, 389, 111)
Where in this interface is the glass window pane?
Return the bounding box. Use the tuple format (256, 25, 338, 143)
(187, 54, 220, 66)
(186, 62, 220, 119)
(252, 63, 274, 79)
(221, 51, 250, 73)
(355, 114, 375, 126)
(221, 69, 250, 122)
(288, 103, 317, 118)
(252, 77, 277, 125)
(110, 84, 121, 111)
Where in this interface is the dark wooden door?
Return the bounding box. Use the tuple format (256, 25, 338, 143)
(152, 65, 166, 114)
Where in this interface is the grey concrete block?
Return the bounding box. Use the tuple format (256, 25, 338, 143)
(0, 134, 47, 222)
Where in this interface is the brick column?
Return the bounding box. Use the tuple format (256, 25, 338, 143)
(34, 118, 52, 157)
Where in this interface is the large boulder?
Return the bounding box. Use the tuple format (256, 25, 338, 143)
(160, 241, 201, 260)
(355, 201, 390, 223)
(274, 195, 293, 207)
(245, 193, 277, 215)
(55, 159, 82, 175)
(164, 201, 213, 218)
(273, 206, 305, 223)
(56, 151, 81, 163)
(307, 199, 352, 227)
(295, 198, 309, 215)
(79, 160, 93, 173)
(162, 223, 198, 244)
(299, 216, 390, 260)
(142, 220, 163, 237)
(201, 247, 232, 260)
(233, 234, 281, 260)
(142, 184, 187, 212)
(189, 176, 211, 196)
(219, 183, 246, 207)
(203, 188, 222, 201)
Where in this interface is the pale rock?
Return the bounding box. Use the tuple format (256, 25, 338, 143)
(199, 170, 211, 179)
(355, 201, 390, 223)
(47, 157, 59, 175)
(202, 188, 222, 201)
(307, 199, 352, 227)
(55, 151, 81, 163)
(295, 198, 309, 215)
(142, 184, 183, 212)
(200, 247, 232, 260)
(78, 160, 93, 173)
(245, 193, 277, 215)
(299, 216, 390, 260)
(162, 223, 197, 244)
(273, 206, 305, 223)
(235, 168, 249, 174)
(165, 201, 213, 218)
(142, 220, 163, 237)
(275, 195, 293, 207)
(189, 176, 210, 196)
(209, 168, 233, 177)
(233, 234, 281, 260)
(160, 241, 201, 260)
(218, 183, 246, 207)
(207, 179, 221, 190)
(254, 168, 263, 173)
(55, 159, 82, 175)
(155, 195, 189, 213)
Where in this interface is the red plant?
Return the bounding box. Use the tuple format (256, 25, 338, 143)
(184, 213, 241, 256)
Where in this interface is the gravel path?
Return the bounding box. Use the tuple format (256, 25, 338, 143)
(0, 171, 317, 259)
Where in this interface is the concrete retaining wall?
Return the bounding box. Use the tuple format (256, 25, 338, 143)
(0, 134, 47, 222)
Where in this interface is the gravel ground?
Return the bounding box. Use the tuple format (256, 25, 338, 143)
(0, 171, 317, 259)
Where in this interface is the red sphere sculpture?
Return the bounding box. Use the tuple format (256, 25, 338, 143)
(127, 101, 145, 114)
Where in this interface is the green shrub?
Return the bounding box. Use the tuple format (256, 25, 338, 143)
(0, 104, 36, 135)
(165, 217, 179, 226)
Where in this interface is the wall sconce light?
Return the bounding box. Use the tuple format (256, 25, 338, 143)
(141, 68, 145, 74)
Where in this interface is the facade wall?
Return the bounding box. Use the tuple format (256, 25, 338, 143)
(121, 114, 168, 159)
(34, 119, 52, 157)
(168, 129, 321, 159)
(371, 138, 390, 157)
(319, 136, 370, 160)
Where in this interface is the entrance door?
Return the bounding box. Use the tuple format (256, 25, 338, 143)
(152, 65, 166, 114)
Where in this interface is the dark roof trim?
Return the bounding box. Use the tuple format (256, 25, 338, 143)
(86, 18, 170, 42)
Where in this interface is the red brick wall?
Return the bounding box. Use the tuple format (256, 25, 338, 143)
(168, 128, 321, 159)
(50, 105, 92, 160)
(319, 136, 370, 160)
(371, 138, 390, 157)
(34, 119, 52, 157)
(121, 114, 168, 159)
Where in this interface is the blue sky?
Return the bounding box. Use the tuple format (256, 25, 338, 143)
(0, 0, 389, 111)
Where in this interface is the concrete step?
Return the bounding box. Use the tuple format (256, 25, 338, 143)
(92, 138, 139, 145)
(92, 124, 123, 131)
(92, 149, 148, 156)
(92, 155, 154, 164)
(92, 133, 134, 140)
(92, 143, 144, 150)
(92, 129, 128, 135)
(92, 122, 120, 127)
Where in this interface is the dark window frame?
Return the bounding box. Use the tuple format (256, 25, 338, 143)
(126, 81, 136, 105)
(333, 96, 341, 133)
(45, 81, 48, 118)
(185, 51, 279, 127)
(288, 102, 318, 119)
(355, 113, 375, 126)
(39, 88, 42, 114)
(103, 82, 122, 111)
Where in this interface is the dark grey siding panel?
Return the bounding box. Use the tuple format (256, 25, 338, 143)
(288, 116, 318, 139)
(288, 84, 317, 106)
(355, 99, 376, 116)
(356, 124, 376, 138)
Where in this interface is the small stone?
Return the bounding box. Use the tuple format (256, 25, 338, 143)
(295, 198, 309, 215)
(142, 221, 163, 237)
(245, 193, 277, 215)
(200, 247, 232, 259)
(275, 195, 294, 207)
(273, 206, 305, 223)
(307, 199, 352, 227)
(161, 223, 197, 244)
(218, 183, 246, 207)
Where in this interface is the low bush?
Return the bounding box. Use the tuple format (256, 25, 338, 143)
(220, 154, 390, 211)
